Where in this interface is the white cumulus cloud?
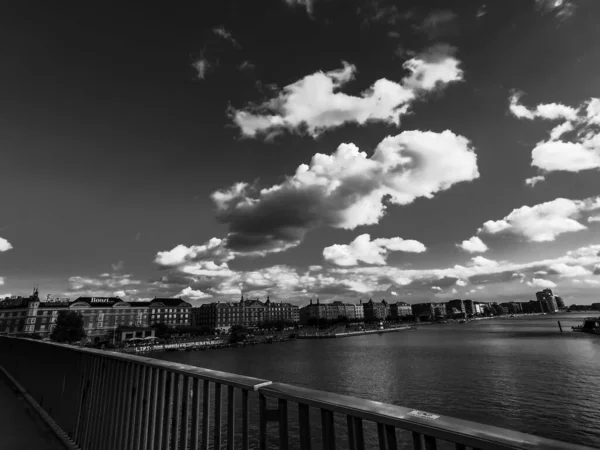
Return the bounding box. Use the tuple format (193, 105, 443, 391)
(232, 44, 463, 138)
(478, 197, 600, 242)
(178, 287, 212, 300)
(323, 233, 426, 266)
(457, 236, 488, 253)
(525, 175, 545, 187)
(284, 0, 315, 14)
(510, 93, 600, 173)
(526, 278, 557, 289)
(0, 238, 13, 252)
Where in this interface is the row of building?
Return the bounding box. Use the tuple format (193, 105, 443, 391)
(0, 288, 567, 340)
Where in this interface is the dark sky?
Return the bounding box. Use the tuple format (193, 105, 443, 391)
(1, 0, 600, 305)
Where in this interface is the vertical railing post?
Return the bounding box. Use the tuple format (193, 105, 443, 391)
(242, 390, 249, 450)
(201, 380, 211, 450)
(73, 354, 90, 444)
(171, 374, 183, 450)
(423, 435, 437, 450)
(142, 367, 155, 450)
(214, 383, 222, 450)
(321, 409, 336, 450)
(377, 423, 387, 450)
(298, 403, 311, 450)
(134, 365, 148, 450)
(113, 362, 132, 449)
(353, 417, 365, 450)
(346, 415, 355, 450)
(385, 425, 398, 450)
(191, 378, 202, 450)
(227, 386, 236, 450)
(181, 376, 192, 450)
(163, 371, 175, 449)
(126, 364, 141, 450)
(259, 393, 267, 450)
(278, 398, 289, 450)
(154, 369, 167, 450)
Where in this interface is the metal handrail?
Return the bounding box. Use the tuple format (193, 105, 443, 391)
(0, 337, 597, 450)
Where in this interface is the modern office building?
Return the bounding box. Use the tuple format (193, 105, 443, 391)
(446, 299, 466, 317)
(536, 289, 559, 313)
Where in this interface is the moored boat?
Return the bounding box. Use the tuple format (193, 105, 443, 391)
(572, 317, 600, 334)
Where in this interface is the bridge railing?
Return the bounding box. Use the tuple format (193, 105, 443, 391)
(0, 336, 596, 450)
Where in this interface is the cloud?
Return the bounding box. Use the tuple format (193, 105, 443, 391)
(111, 260, 125, 272)
(284, 0, 314, 15)
(323, 233, 426, 266)
(457, 236, 488, 253)
(431, 286, 442, 291)
(192, 57, 211, 80)
(0, 279, 4, 287)
(478, 197, 600, 242)
(178, 287, 212, 300)
(0, 237, 12, 252)
(509, 93, 600, 173)
(547, 263, 591, 277)
(68, 273, 143, 295)
(418, 10, 458, 38)
(155, 238, 234, 267)
(534, 0, 576, 20)
(476, 5, 487, 19)
(232, 44, 463, 138)
(525, 175, 545, 187)
(212, 26, 240, 48)
(207, 130, 478, 256)
(526, 278, 557, 289)
(589, 216, 600, 223)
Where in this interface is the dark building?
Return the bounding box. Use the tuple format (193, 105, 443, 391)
(536, 289, 558, 313)
(555, 296, 565, 309)
(363, 299, 389, 321)
(520, 300, 542, 314)
(411, 303, 447, 321)
(446, 299, 466, 317)
(463, 299, 476, 316)
(500, 302, 523, 314)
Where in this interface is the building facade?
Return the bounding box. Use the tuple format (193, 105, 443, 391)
(0, 291, 191, 340)
(298, 299, 363, 324)
(389, 301, 412, 319)
(446, 299, 466, 317)
(193, 296, 299, 332)
(363, 299, 389, 321)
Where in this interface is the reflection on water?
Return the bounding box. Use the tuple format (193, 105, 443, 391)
(154, 313, 600, 448)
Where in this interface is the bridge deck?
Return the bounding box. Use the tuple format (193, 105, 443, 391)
(0, 373, 66, 450)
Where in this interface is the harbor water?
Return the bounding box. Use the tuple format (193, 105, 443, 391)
(153, 313, 600, 448)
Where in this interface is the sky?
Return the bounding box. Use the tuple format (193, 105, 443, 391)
(1, 0, 600, 306)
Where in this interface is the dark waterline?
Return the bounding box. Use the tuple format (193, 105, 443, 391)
(153, 313, 600, 448)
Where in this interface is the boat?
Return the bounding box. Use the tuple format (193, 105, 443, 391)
(572, 317, 600, 334)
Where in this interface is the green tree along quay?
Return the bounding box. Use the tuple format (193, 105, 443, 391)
(50, 311, 86, 343)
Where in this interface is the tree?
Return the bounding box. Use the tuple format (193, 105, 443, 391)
(50, 311, 86, 343)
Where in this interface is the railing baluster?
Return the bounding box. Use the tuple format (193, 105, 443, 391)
(412, 432, 423, 450)
(134, 365, 148, 450)
(73, 354, 90, 444)
(163, 371, 175, 449)
(377, 423, 387, 450)
(82, 356, 100, 449)
(87, 357, 103, 450)
(191, 378, 201, 450)
(172, 373, 183, 450)
(227, 385, 236, 450)
(353, 417, 365, 450)
(298, 404, 311, 450)
(214, 382, 223, 450)
(454, 444, 466, 450)
(155, 369, 167, 450)
(182, 376, 192, 450)
(201, 380, 211, 450)
(321, 409, 336, 450)
(96, 358, 117, 450)
(423, 435, 437, 450)
(127, 364, 141, 450)
(143, 366, 155, 450)
(242, 390, 249, 450)
(385, 425, 398, 450)
(278, 398, 289, 450)
(259, 394, 267, 450)
(114, 362, 132, 449)
(346, 415, 355, 450)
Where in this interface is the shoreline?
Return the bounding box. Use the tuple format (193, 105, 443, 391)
(298, 326, 415, 339)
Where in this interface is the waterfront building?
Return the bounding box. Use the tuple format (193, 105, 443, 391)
(500, 302, 523, 314)
(389, 301, 412, 319)
(592, 303, 600, 311)
(446, 299, 466, 317)
(536, 289, 558, 313)
(410, 303, 448, 321)
(363, 299, 389, 321)
(298, 298, 359, 324)
(520, 300, 542, 314)
(463, 299, 478, 316)
(0, 291, 190, 340)
(194, 296, 299, 332)
(555, 296, 566, 309)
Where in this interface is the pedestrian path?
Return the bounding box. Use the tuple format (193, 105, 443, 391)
(0, 372, 66, 450)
